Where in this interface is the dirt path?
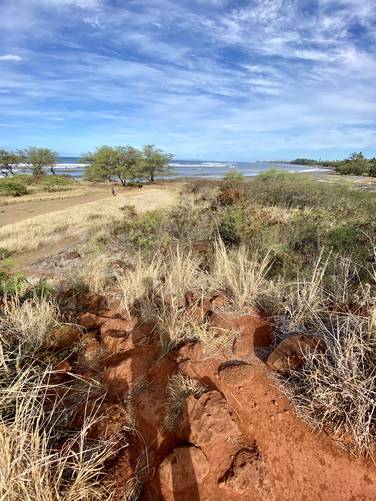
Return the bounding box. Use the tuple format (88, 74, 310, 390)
(0, 189, 129, 226)
(1, 183, 183, 272)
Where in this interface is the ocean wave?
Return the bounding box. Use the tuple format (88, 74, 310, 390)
(55, 163, 88, 168)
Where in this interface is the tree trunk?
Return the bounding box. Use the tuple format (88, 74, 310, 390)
(150, 168, 155, 182)
(50, 166, 56, 175)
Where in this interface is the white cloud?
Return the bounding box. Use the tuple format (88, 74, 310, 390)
(38, 0, 101, 9)
(0, 54, 22, 61)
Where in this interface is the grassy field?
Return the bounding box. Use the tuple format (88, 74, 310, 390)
(0, 183, 181, 255)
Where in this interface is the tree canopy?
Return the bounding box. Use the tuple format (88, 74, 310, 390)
(83, 146, 145, 185)
(22, 147, 57, 176)
(83, 144, 173, 184)
(335, 152, 373, 176)
(142, 144, 173, 182)
(0, 149, 20, 177)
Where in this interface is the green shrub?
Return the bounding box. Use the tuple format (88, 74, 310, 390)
(0, 270, 25, 295)
(0, 248, 12, 259)
(11, 174, 34, 185)
(216, 170, 247, 206)
(42, 175, 73, 192)
(0, 178, 29, 196)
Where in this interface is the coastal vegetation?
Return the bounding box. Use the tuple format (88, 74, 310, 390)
(290, 152, 376, 176)
(1, 168, 376, 498)
(22, 147, 58, 176)
(83, 144, 172, 183)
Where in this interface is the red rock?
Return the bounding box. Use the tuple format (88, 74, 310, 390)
(210, 292, 229, 309)
(210, 311, 272, 358)
(179, 390, 241, 447)
(81, 336, 102, 365)
(48, 324, 81, 349)
(219, 446, 270, 495)
(158, 446, 210, 493)
(134, 381, 175, 454)
(94, 403, 128, 439)
(78, 312, 108, 330)
(187, 298, 211, 322)
(101, 328, 146, 354)
(55, 360, 72, 372)
(77, 293, 106, 312)
(100, 317, 138, 338)
(267, 335, 326, 374)
(103, 349, 153, 394)
(103, 359, 133, 392)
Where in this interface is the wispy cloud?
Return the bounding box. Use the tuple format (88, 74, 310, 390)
(0, 54, 22, 61)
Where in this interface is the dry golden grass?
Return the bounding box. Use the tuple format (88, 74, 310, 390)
(115, 247, 241, 355)
(0, 296, 59, 349)
(0, 296, 119, 500)
(165, 374, 206, 431)
(0, 183, 104, 206)
(211, 239, 271, 311)
(117, 254, 162, 315)
(279, 313, 376, 456)
(0, 186, 179, 254)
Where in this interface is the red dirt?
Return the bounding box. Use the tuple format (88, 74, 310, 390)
(57, 292, 376, 500)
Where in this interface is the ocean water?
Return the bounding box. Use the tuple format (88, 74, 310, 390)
(54, 158, 328, 179)
(10, 158, 329, 179)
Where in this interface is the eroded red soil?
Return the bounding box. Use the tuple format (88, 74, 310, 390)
(53, 292, 376, 500)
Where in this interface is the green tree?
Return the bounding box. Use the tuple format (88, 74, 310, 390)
(142, 145, 173, 182)
(0, 149, 19, 177)
(348, 152, 369, 175)
(83, 146, 144, 185)
(368, 158, 376, 177)
(23, 147, 57, 176)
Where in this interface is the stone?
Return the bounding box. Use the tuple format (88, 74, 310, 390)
(94, 403, 128, 439)
(187, 298, 211, 322)
(49, 324, 81, 348)
(158, 446, 210, 492)
(219, 446, 270, 495)
(267, 335, 326, 374)
(101, 328, 146, 354)
(210, 293, 229, 309)
(210, 312, 272, 358)
(182, 390, 242, 447)
(103, 349, 153, 394)
(81, 336, 102, 364)
(100, 317, 139, 338)
(78, 312, 108, 330)
(77, 293, 105, 312)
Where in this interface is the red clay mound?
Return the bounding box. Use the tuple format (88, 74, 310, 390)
(59, 293, 376, 500)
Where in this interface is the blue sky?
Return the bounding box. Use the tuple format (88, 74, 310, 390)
(0, 0, 375, 160)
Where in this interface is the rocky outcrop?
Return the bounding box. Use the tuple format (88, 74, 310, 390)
(52, 292, 376, 501)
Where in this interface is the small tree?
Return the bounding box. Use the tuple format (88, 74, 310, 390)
(23, 147, 57, 176)
(348, 152, 369, 175)
(0, 149, 19, 177)
(142, 144, 173, 182)
(83, 146, 144, 185)
(368, 158, 376, 177)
